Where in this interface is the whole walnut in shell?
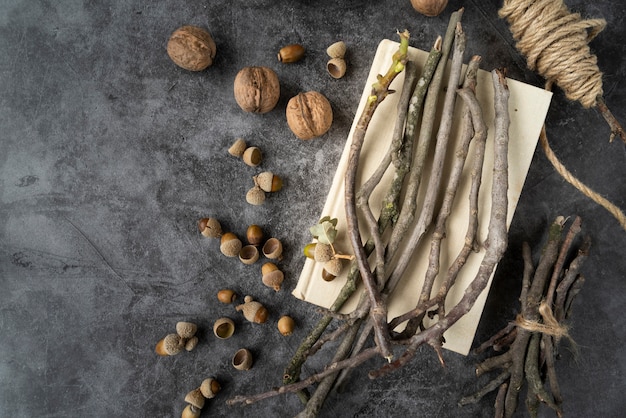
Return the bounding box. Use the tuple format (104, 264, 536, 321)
(410, 0, 448, 17)
(234, 66, 280, 114)
(286, 91, 333, 140)
(167, 25, 216, 71)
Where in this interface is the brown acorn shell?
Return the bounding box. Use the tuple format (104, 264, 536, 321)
(278, 44, 306, 63)
(217, 289, 237, 304)
(232, 348, 253, 370)
(262, 238, 283, 260)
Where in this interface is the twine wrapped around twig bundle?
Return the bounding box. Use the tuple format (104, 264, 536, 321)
(515, 301, 570, 341)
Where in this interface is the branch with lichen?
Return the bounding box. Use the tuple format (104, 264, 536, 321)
(343, 29, 410, 362)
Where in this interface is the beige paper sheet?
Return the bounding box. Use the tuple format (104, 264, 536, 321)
(292, 40, 553, 355)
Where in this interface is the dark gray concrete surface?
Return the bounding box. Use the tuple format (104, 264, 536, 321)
(1, 1, 625, 417)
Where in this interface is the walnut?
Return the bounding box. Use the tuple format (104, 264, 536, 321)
(233, 66, 280, 114)
(286, 91, 333, 140)
(167, 25, 216, 71)
(410, 0, 448, 17)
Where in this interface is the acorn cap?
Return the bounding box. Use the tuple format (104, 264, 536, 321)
(314, 243, 334, 263)
(184, 388, 205, 410)
(242, 146, 262, 167)
(176, 321, 197, 339)
(200, 377, 221, 399)
(246, 186, 266, 205)
(232, 348, 253, 370)
(213, 317, 235, 339)
(327, 57, 347, 79)
(262, 238, 283, 260)
(239, 245, 259, 265)
(184, 336, 199, 351)
(326, 41, 346, 59)
(228, 137, 247, 157)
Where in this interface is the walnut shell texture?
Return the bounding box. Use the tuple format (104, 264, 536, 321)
(286, 91, 333, 140)
(234, 66, 280, 113)
(167, 25, 216, 71)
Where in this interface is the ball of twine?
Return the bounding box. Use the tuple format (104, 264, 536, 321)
(499, 0, 606, 108)
(500, 0, 626, 230)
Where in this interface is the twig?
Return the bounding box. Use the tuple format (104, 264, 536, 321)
(386, 22, 467, 294)
(596, 95, 626, 143)
(372, 69, 511, 380)
(384, 10, 463, 269)
(344, 30, 410, 362)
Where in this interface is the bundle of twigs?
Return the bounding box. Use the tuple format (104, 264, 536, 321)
(228, 8, 515, 415)
(460, 215, 590, 417)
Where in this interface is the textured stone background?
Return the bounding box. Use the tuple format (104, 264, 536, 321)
(1, 1, 625, 417)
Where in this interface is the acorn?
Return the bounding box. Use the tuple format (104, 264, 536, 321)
(261, 262, 284, 291)
(254, 171, 283, 193)
(303, 242, 317, 259)
(277, 315, 295, 336)
(236, 295, 269, 323)
(200, 377, 221, 399)
(155, 333, 184, 356)
(278, 44, 305, 63)
(184, 336, 199, 351)
(239, 244, 259, 264)
(242, 146, 262, 167)
(232, 348, 253, 370)
(314, 242, 334, 263)
(220, 232, 243, 257)
(262, 238, 283, 260)
(228, 137, 247, 157)
(213, 317, 235, 339)
(246, 185, 266, 205)
(246, 224, 264, 246)
(181, 404, 201, 418)
(217, 288, 237, 304)
(184, 388, 205, 410)
(176, 321, 197, 339)
(198, 217, 222, 238)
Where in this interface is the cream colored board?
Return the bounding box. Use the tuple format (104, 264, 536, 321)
(292, 39, 552, 355)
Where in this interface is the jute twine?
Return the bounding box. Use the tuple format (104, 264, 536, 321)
(500, 0, 626, 230)
(515, 301, 570, 341)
